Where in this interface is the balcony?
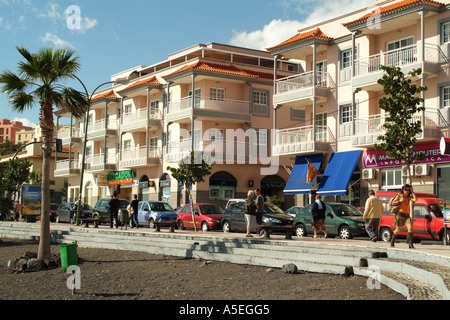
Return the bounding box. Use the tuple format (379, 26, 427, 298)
(166, 97, 251, 123)
(87, 118, 118, 141)
(85, 153, 117, 173)
(165, 138, 261, 164)
(351, 109, 444, 147)
(56, 128, 82, 145)
(351, 44, 446, 90)
(54, 159, 80, 177)
(120, 146, 161, 168)
(120, 108, 161, 133)
(272, 125, 332, 157)
(273, 72, 330, 108)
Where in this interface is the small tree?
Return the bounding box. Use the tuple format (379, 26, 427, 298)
(0, 159, 31, 216)
(374, 66, 428, 184)
(167, 151, 213, 231)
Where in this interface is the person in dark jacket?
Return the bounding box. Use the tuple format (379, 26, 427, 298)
(311, 194, 327, 239)
(108, 193, 120, 228)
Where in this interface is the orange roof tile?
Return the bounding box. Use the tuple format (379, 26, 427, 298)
(343, 0, 445, 27)
(266, 28, 333, 52)
(116, 76, 162, 94)
(91, 90, 119, 102)
(164, 60, 275, 82)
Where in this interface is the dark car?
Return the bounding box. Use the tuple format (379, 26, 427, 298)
(221, 200, 295, 233)
(93, 198, 130, 224)
(294, 202, 367, 239)
(177, 203, 223, 231)
(56, 202, 93, 224)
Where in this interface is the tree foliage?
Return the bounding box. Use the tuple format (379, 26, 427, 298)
(374, 66, 428, 183)
(0, 159, 31, 215)
(167, 151, 213, 231)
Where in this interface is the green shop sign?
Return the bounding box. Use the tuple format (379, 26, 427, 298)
(107, 170, 136, 182)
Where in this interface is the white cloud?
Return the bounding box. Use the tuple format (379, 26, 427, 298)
(79, 17, 98, 34)
(13, 117, 37, 128)
(229, 0, 375, 50)
(41, 32, 73, 48)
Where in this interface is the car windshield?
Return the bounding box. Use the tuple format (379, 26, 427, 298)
(329, 204, 362, 217)
(119, 200, 130, 209)
(83, 204, 93, 211)
(150, 203, 174, 212)
(199, 205, 223, 214)
(429, 204, 443, 218)
(264, 202, 285, 214)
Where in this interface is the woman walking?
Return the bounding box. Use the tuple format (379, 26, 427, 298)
(390, 184, 417, 248)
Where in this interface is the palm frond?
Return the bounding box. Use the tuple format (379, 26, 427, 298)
(60, 87, 89, 119)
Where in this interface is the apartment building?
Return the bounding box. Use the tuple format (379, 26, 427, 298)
(268, 0, 450, 206)
(0, 119, 33, 144)
(55, 43, 300, 208)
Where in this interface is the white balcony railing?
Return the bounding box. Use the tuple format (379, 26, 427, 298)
(121, 107, 161, 125)
(275, 71, 329, 95)
(55, 159, 80, 172)
(121, 146, 160, 161)
(87, 117, 118, 133)
(167, 97, 250, 115)
(354, 43, 446, 77)
(86, 152, 117, 167)
(56, 128, 82, 140)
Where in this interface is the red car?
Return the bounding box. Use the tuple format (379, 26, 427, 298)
(177, 204, 224, 231)
(376, 191, 449, 244)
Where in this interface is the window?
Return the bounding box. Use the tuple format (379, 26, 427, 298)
(189, 88, 201, 108)
(381, 168, 404, 190)
(124, 140, 131, 151)
(124, 104, 132, 114)
(210, 88, 225, 101)
(253, 90, 268, 105)
(341, 49, 353, 69)
(340, 104, 353, 124)
(442, 21, 450, 44)
(442, 86, 450, 108)
(150, 100, 159, 117)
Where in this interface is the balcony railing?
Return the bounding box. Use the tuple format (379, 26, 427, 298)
(120, 146, 161, 167)
(167, 97, 250, 115)
(55, 159, 80, 172)
(56, 128, 82, 140)
(86, 152, 117, 169)
(87, 117, 118, 133)
(121, 107, 161, 125)
(275, 71, 329, 95)
(354, 43, 446, 77)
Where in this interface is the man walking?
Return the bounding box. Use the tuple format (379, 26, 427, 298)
(254, 188, 264, 236)
(108, 193, 120, 228)
(363, 190, 383, 242)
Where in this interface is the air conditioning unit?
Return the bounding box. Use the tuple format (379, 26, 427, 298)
(402, 166, 412, 176)
(414, 164, 430, 176)
(362, 168, 376, 180)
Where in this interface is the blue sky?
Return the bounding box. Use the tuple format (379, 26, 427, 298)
(0, 0, 374, 128)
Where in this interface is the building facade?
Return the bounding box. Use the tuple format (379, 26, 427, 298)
(0, 119, 33, 144)
(268, 0, 450, 206)
(55, 43, 300, 208)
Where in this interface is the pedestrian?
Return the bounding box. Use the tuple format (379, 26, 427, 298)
(108, 192, 120, 228)
(254, 188, 264, 236)
(390, 184, 417, 248)
(244, 190, 257, 237)
(14, 200, 21, 221)
(130, 194, 139, 228)
(311, 194, 327, 239)
(363, 190, 383, 242)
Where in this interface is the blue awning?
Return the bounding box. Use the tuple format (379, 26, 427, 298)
(284, 154, 323, 194)
(317, 150, 361, 196)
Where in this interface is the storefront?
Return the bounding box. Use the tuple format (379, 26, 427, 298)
(107, 169, 136, 200)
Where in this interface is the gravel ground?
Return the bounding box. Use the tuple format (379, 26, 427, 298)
(0, 238, 406, 303)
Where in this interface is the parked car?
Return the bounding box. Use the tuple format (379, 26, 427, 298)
(285, 206, 302, 218)
(137, 201, 178, 228)
(294, 202, 367, 239)
(177, 203, 224, 231)
(36, 203, 59, 222)
(56, 202, 93, 224)
(376, 191, 449, 244)
(221, 200, 295, 233)
(93, 198, 130, 224)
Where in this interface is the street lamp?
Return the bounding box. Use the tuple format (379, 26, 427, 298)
(73, 76, 129, 225)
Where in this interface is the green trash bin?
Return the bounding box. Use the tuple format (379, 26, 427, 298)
(58, 241, 78, 272)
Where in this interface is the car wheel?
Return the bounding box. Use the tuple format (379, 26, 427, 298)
(177, 220, 185, 230)
(201, 222, 209, 232)
(222, 221, 231, 233)
(380, 228, 392, 242)
(441, 230, 450, 245)
(295, 224, 306, 237)
(93, 214, 100, 224)
(339, 225, 352, 239)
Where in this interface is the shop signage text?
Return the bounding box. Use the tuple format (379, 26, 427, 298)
(107, 170, 135, 185)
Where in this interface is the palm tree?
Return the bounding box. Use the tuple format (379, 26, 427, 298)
(0, 46, 88, 260)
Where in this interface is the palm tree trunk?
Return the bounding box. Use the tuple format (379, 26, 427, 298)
(37, 103, 53, 261)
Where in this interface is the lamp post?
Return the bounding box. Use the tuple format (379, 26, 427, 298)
(73, 76, 128, 225)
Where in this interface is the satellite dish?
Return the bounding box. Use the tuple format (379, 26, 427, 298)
(440, 137, 450, 155)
